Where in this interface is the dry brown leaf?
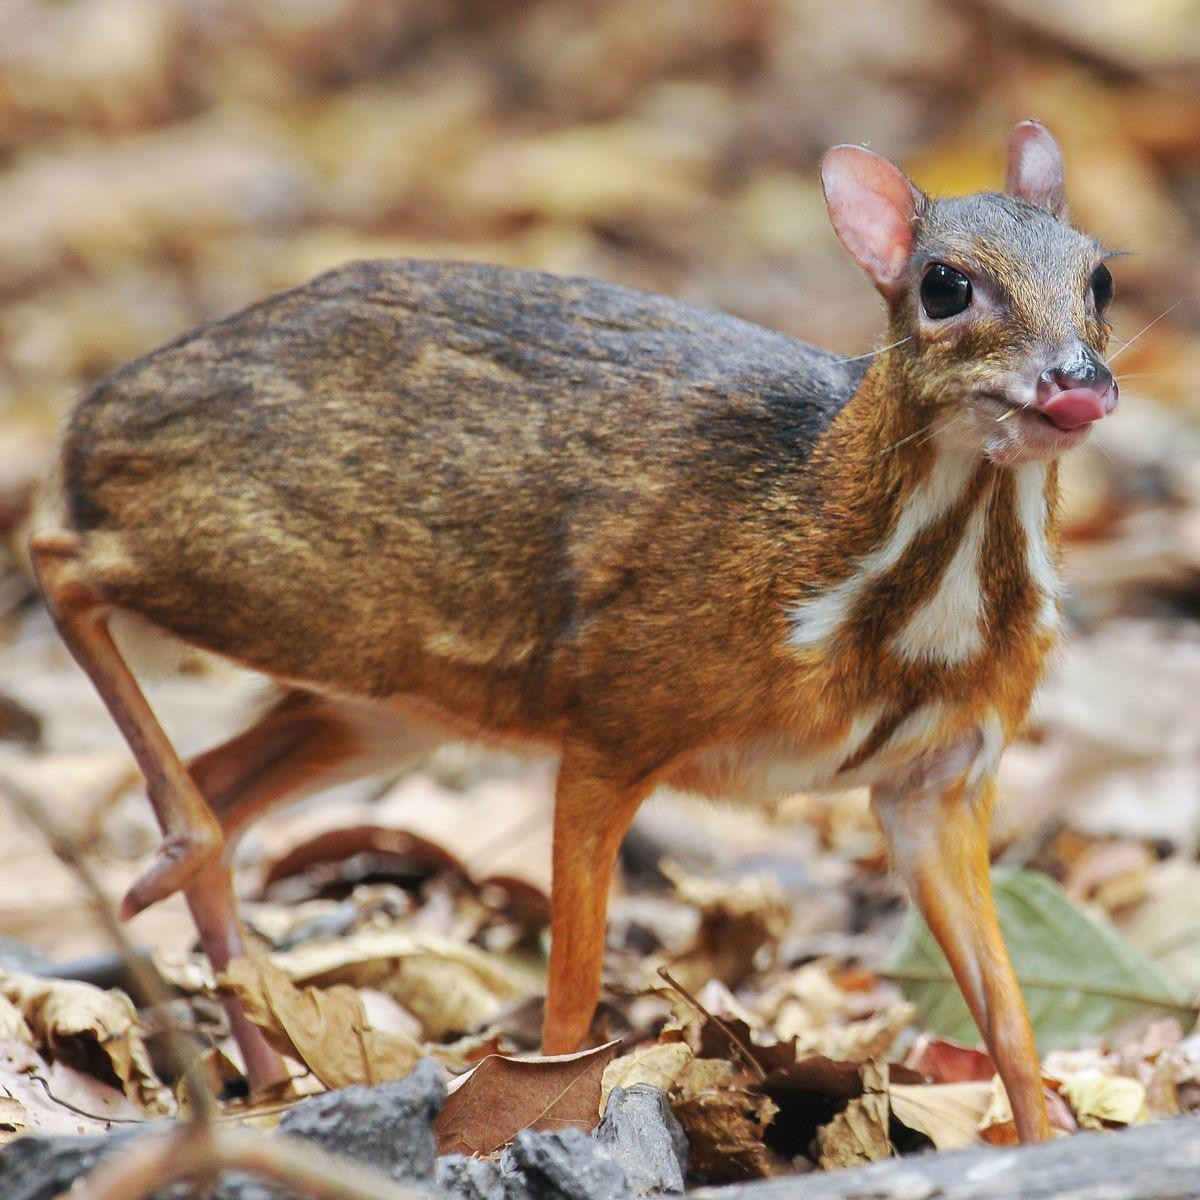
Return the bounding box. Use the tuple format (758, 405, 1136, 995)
(977, 1076, 1018, 1146)
(659, 863, 791, 993)
(0, 994, 33, 1044)
(220, 957, 422, 1090)
(671, 1087, 781, 1181)
(0, 970, 169, 1114)
(756, 962, 910, 1060)
(434, 1040, 619, 1157)
(889, 1081, 992, 1150)
(257, 767, 555, 911)
(0, 1095, 27, 1147)
(816, 1061, 891, 1170)
(904, 1034, 995, 1083)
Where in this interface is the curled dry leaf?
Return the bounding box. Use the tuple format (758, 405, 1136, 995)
(0, 970, 169, 1114)
(257, 767, 555, 913)
(672, 1087, 781, 1182)
(601, 1041, 696, 1112)
(0, 994, 33, 1044)
(816, 1061, 891, 1171)
(434, 1040, 620, 1157)
(904, 1034, 995, 1083)
(659, 863, 791, 993)
(220, 957, 422, 1090)
(269, 927, 527, 1040)
(754, 962, 912, 1061)
(978, 1076, 1018, 1146)
(0, 1037, 144, 1142)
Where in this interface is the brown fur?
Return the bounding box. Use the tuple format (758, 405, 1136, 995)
(32, 130, 1109, 1137)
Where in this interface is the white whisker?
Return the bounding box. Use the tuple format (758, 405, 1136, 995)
(1106, 300, 1184, 365)
(871, 420, 936, 460)
(831, 335, 912, 364)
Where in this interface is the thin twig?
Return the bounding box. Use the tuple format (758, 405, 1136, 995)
(657, 966, 767, 1083)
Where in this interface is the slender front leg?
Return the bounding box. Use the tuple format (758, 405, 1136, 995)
(873, 751, 1050, 1144)
(543, 748, 647, 1054)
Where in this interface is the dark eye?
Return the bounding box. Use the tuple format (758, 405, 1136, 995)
(920, 263, 973, 319)
(1090, 262, 1114, 313)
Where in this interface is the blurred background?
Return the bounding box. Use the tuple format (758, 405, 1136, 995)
(0, 0, 1199, 1063)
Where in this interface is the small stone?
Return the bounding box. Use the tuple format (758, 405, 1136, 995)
(507, 1127, 629, 1200)
(276, 1057, 446, 1181)
(437, 1153, 512, 1200)
(596, 1085, 688, 1195)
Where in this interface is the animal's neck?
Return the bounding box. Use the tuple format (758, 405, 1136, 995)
(789, 356, 1063, 664)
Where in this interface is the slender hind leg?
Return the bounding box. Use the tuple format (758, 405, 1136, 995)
(542, 747, 648, 1054)
(183, 692, 445, 1089)
(30, 532, 223, 918)
(31, 532, 443, 1088)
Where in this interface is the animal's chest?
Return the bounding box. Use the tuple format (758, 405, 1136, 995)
(682, 458, 1060, 804)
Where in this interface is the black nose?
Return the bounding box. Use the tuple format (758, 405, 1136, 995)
(1042, 352, 1113, 393)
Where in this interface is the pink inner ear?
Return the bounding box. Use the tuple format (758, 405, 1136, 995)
(822, 146, 919, 297)
(1006, 120, 1066, 217)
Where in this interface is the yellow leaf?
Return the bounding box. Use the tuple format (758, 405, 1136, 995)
(1060, 1073, 1149, 1129)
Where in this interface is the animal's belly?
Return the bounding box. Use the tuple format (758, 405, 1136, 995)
(674, 700, 1003, 804)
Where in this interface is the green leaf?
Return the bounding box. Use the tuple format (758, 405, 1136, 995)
(885, 867, 1198, 1050)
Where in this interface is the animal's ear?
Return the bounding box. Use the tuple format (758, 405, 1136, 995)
(821, 145, 924, 299)
(1006, 119, 1066, 218)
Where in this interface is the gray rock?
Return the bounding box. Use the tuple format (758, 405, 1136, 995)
(276, 1058, 446, 1181)
(0, 1129, 140, 1200)
(0, 1059, 448, 1200)
(437, 1153, 522, 1200)
(507, 1128, 629, 1200)
(595, 1086, 688, 1196)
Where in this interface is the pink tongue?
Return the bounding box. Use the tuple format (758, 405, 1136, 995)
(1037, 388, 1107, 430)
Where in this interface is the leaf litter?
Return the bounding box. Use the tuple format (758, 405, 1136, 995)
(3, 0, 1200, 1187)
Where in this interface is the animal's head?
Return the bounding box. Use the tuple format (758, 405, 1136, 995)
(822, 120, 1116, 466)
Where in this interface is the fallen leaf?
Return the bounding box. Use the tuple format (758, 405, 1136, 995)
(0, 970, 169, 1114)
(434, 1040, 619, 1157)
(257, 768, 555, 913)
(660, 863, 791, 993)
(600, 1041, 696, 1111)
(269, 928, 526, 1040)
(672, 1087, 781, 1181)
(1060, 1072, 1150, 1129)
(904, 1034, 995, 1083)
(816, 1061, 891, 1170)
(0, 1037, 144, 1139)
(0, 994, 33, 1044)
(220, 957, 422, 1089)
(0, 1095, 27, 1146)
(889, 1081, 992, 1149)
(978, 1076, 1017, 1146)
(888, 867, 1194, 1049)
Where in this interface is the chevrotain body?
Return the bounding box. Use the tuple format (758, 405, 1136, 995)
(32, 121, 1116, 1145)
